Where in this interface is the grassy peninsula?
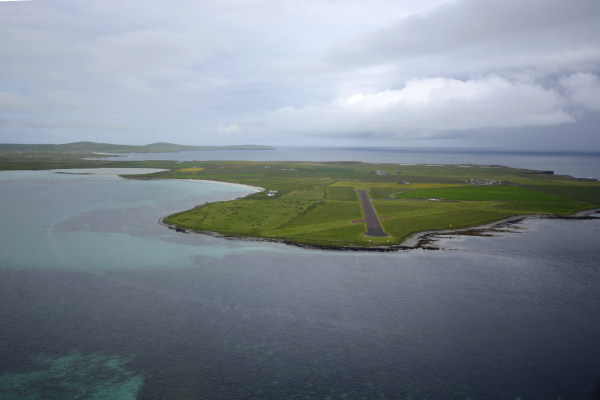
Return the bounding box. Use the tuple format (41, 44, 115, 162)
(150, 161, 600, 249)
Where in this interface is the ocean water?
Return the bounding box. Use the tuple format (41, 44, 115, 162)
(1, 164, 599, 399)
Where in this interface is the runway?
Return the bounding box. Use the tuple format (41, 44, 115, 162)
(357, 190, 388, 237)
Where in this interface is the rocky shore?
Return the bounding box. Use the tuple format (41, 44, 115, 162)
(400, 208, 600, 248)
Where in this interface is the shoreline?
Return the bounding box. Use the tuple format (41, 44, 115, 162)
(159, 207, 600, 252)
(173, 178, 265, 193)
(127, 176, 265, 193)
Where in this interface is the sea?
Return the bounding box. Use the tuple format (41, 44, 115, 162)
(1, 147, 599, 400)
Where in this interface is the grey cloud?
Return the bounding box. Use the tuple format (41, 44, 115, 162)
(333, 0, 600, 68)
(328, 0, 600, 101)
(0, 91, 36, 110)
(559, 73, 600, 112)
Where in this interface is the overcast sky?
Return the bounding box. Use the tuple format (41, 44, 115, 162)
(1, 0, 599, 149)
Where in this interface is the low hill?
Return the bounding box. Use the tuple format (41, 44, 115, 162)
(0, 142, 273, 153)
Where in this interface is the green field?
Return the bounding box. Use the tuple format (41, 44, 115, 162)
(156, 161, 600, 248)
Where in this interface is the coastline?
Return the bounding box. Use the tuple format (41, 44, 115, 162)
(159, 205, 600, 252)
(174, 178, 265, 193)
(158, 216, 402, 252)
(126, 176, 265, 193)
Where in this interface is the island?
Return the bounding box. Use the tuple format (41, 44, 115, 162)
(137, 161, 600, 250)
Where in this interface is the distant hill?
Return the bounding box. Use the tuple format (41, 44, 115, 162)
(0, 142, 274, 153)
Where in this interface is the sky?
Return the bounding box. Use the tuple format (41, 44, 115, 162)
(1, 0, 599, 150)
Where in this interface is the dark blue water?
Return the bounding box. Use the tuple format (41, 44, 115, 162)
(102, 146, 600, 180)
(1, 163, 599, 399)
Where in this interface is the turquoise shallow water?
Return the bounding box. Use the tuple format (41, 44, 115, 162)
(0, 169, 272, 271)
(1, 168, 599, 399)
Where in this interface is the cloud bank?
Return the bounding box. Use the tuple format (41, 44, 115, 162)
(266, 73, 600, 138)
